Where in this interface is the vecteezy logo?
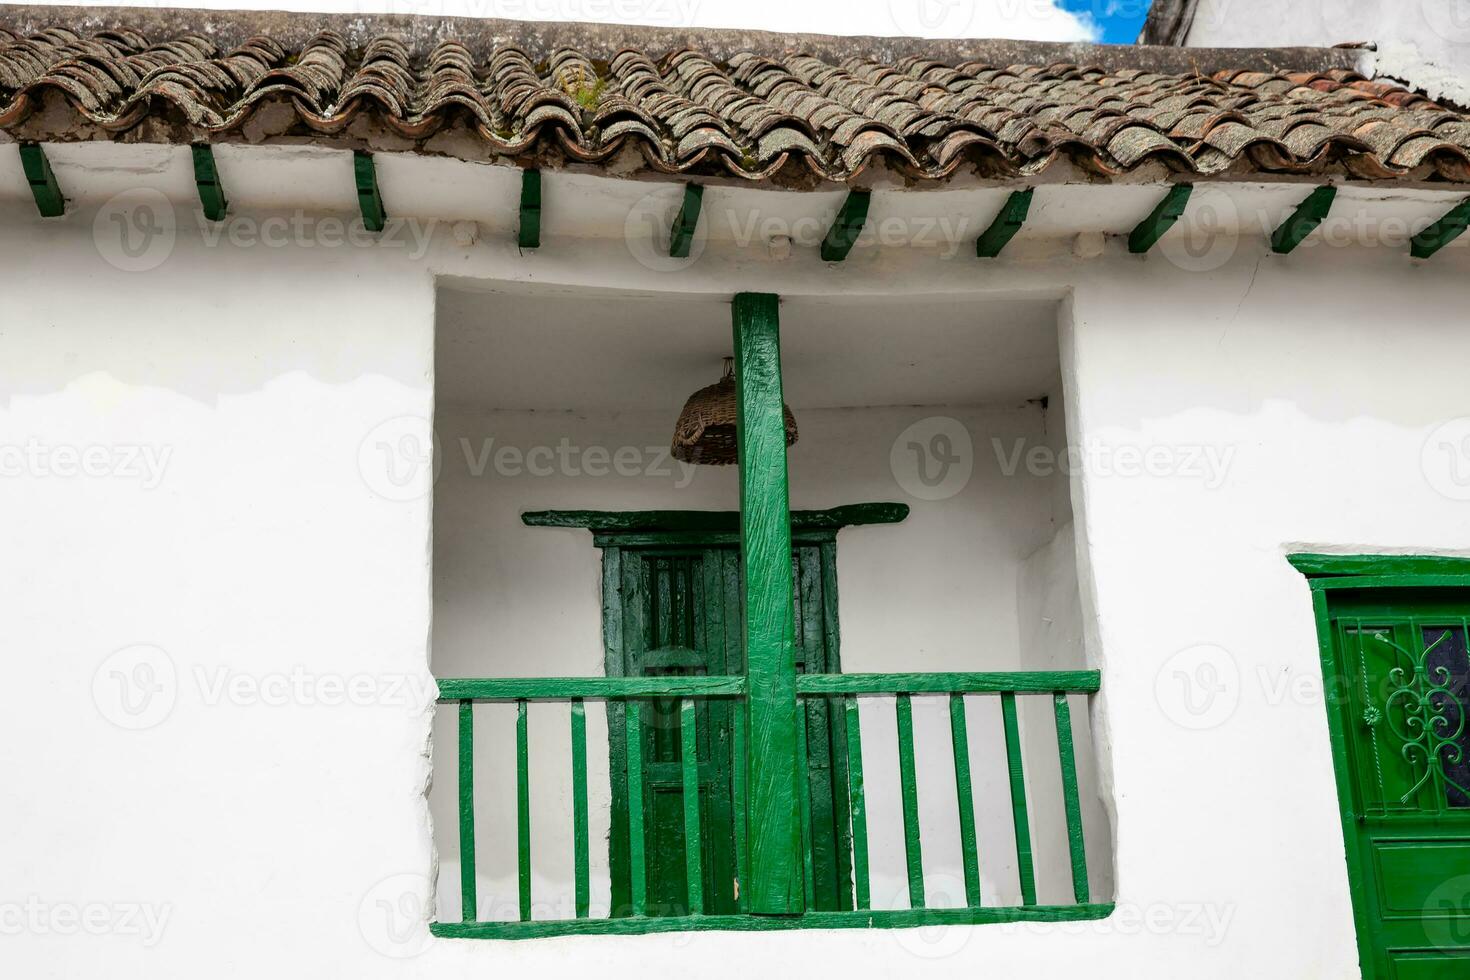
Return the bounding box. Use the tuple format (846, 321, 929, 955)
(357, 415, 441, 502)
(1157, 192, 1240, 273)
(1154, 644, 1240, 731)
(358, 873, 433, 957)
(93, 189, 177, 273)
(1422, 0, 1470, 44)
(892, 873, 973, 958)
(92, 644, 178, 730)
(1424, 873, 1470, 948)
(890, 416, 974, 501)
(888, 0, 975, 37)
(623, 188, 707, 272)
(1422, 417, 1470, 501)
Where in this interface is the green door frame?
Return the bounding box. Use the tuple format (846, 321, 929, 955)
(1289, 552, 1470, 978)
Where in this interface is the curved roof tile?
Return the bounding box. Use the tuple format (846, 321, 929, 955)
(1, 19, 1466, 184)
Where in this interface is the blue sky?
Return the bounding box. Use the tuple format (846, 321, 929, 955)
(1061, 0, 1151, 43)
(12, 1, 1156, 45)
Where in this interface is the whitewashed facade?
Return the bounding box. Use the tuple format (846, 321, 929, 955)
(3, 11, 1470, 979)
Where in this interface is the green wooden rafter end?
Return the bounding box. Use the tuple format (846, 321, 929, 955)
(191, 144, 228, 222)
(669, 183, 703, 258)
(1127, 184, 1192, 254)
(975, 188, 1033, 258)
(19, 142, 64, 218)
(1410, 197, 1470, 259)
(518, 168, 541, 249)
(1270, 185, 1336, 254)
(353, 150, 386, 233)
(820, 189, 871, 262)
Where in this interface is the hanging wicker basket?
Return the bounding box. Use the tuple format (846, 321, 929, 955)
(671, 358, 798, 466)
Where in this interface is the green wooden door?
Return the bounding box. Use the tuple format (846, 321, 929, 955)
(1325, 590, 1470, 979)
(604, 539, 853, 916)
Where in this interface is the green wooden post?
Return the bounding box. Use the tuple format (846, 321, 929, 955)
(516, 699, 532, 921)
(949, 694, 982, 907)
(680, 698, 704, 915)
(732, 291, 805, 915)
(1053, 692, 1090, 904)
(843, 696, 870, 910)
(457, 700, 477, 922)
(626, 700, 647, 916)
(1001, 692, 1037, 905)
(570, 698, 591, 918)
(896, 693, 925, 909)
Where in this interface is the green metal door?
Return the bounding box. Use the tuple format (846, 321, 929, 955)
(1324, 590, 1470, 979)
(604, 540, 853, 916)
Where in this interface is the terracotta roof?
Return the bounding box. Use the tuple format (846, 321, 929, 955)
(2, 6, 1468, 186)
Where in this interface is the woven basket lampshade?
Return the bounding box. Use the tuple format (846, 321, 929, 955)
(672, 357, 798, 466)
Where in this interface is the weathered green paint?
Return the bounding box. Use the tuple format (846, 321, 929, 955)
(518, 168, 541, 249)
(732, 291, 805, 914)
(1271, 185, 1336, 254)
(819, 542, 856, 912)
(352, 151, 386, 232)
(516, 699, 531, 921)
(680, 698, 704, 915)
(522, 503, 909, 534)
(1001, 691, 1037, 906)
(896, 693, 925, 909)
(626, 700, 647, 916)
(570, 697, 590, 918)
(1410, 198, 1470, 259)
(1291, 555, 1470, 978)
(437, 676, 744, 701)
(600, 547, 632, 916)
(191, 144, 228, 221)
(457, 699, 477, 922)
(669, 183, 703, 258)
(949, 694, 982, 907)
(606, 546, 742, 917)
(1053, 692, 1090, 904)
(796, 670, 1101, 695)
(1288, 553, 1470, 581)
(430, 902, 1119, 939)
(843, 696, 870, 910)
(795, 696, 816, 910)
(975, 188, 1033, 258)
(18, 143, 63, 217)
(731, 691, 748, 912)
(820, 190, 871, 261)
(1127, 183, 1193, 253)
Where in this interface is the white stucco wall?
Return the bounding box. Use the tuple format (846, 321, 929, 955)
(4, 140, 1470, 977)
(1182, 0, 1470, 106)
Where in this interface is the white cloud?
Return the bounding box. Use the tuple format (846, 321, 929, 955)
(6, 0, 1102, 43)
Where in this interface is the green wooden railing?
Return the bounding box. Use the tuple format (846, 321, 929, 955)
(432, 670, 1111, 940)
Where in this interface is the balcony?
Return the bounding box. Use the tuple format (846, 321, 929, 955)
(432, 669, 1108, 938)
(428, 284, 1113, 938)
